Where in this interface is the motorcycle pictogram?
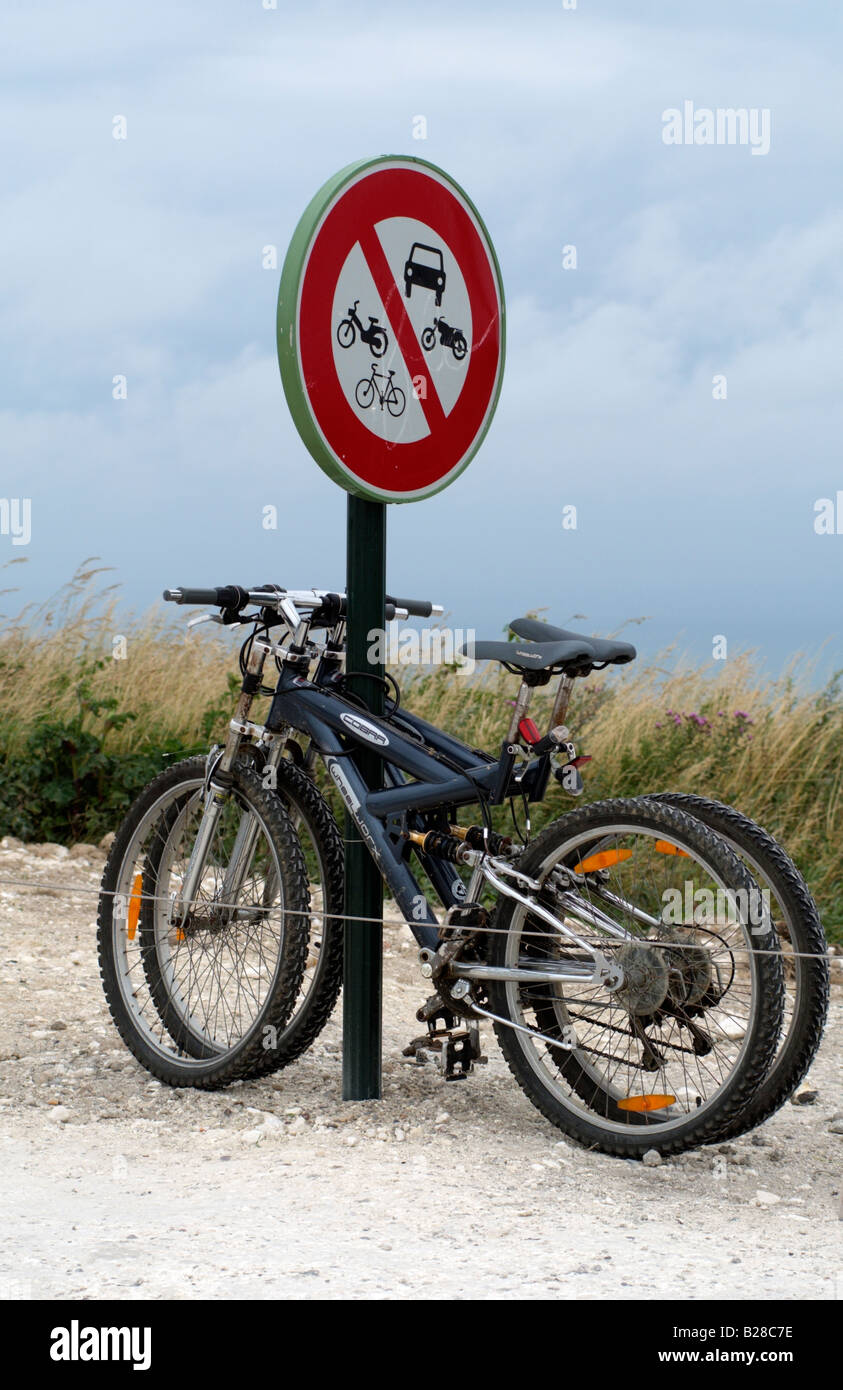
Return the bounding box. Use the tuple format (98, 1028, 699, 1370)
(421, 316, 468, 361)
(336, 301, 389, 357)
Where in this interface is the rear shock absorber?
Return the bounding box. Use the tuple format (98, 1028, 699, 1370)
(450, 824, 513, 856)
(404, 830, 470, 864)
(404, 825, 514, 862)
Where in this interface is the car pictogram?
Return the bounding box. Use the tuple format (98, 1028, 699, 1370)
(403, 243, 446, 306)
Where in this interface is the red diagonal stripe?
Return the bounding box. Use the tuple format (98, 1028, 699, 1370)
(358, 224, 447, 435)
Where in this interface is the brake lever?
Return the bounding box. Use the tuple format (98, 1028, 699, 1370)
(187, 612, 224, 630)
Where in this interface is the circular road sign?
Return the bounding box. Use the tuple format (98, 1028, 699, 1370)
(277, 155, 505, 503)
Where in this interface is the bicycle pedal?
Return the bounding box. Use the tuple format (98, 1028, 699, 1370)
(401, 1022, 486, 1080)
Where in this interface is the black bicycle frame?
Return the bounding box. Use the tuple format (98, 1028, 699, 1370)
(266, 667, 532, 951)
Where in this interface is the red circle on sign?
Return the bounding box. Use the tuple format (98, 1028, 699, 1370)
(297, 164, 502, 499)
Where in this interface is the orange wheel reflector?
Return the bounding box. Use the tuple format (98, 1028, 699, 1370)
(654, 839, 690, 858)
(618, 1094, 677, 1112)
(574, 849, 632, 874)
(127, 873, 143, 941)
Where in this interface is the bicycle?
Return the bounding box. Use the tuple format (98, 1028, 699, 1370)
(354, 365, 406, 417)
(97, 583, 802, 1158)
(505, 617, 830, 1140)
(336, 300, 388, 357)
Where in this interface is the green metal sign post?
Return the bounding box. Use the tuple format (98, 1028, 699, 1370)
(277, 155, 504, 1102)
(342, 496, 386, 1099)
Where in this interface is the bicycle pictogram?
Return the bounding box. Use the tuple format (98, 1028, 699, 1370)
(336, 300, 389, 357)
(421, 316, 468, 360)
(354, 363, 406, 417)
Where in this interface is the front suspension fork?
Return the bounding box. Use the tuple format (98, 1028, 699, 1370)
(170, 638, 270, 926)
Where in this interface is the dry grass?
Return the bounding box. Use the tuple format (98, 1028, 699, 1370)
(1, 563, 840, 937)
(0, 561, 235, 754)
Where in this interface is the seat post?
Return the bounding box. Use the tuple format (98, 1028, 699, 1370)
(506, 679, 533, 743)
(549, 674, 574, 732)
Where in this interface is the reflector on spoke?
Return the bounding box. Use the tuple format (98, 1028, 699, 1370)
(127, 873, 143, 941)
(618, 1094, 677, 1112)
(654, 840, 690, 858)
(573, 849, 632, 874)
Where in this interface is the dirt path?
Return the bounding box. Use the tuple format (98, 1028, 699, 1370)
(0, 838, 840, 1301)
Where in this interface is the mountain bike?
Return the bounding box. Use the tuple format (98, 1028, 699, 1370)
(505, 617, 830, 1139)
(98, 583, 793, 1158)
(336, 300, 388, 357)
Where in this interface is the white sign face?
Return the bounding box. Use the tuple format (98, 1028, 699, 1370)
(330, 217, 473, 446)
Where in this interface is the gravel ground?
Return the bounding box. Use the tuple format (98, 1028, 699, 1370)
(0, 836, 840, 1302)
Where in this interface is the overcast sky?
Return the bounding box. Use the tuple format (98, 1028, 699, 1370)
(1, 0, 841, 679)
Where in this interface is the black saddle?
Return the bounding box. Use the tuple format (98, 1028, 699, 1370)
(460, 636, 595, 676)
(509, 617, 636, 667)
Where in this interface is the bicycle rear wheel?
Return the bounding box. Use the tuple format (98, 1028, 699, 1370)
(646, 793, 829, 1137)
(98, 760, 309, 1087)
(487, 798, 784, 1157)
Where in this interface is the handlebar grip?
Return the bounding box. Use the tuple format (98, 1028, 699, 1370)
(386, 595, 438, 618)
(163, 585, 248, 609)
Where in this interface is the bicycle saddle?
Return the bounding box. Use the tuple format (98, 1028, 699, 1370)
(508, 617, 636, 666)
(460, 637, 595, 673)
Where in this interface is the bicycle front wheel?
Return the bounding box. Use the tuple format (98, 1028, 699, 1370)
(355, 378, 375, 409)
(97, 760, 310, 1088)
(486, 798, 784, 1157)
(133, 754, 345, 1077)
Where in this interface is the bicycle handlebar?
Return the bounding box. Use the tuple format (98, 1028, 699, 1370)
(385, 595, 443, 619)
(163, 586, 251, 609)
(164, 586, 415, 624)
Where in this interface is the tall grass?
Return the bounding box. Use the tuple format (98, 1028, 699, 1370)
(1, 564, 840, 939)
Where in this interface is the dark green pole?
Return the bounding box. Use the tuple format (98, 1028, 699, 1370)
(342, 495, 386, 1101)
